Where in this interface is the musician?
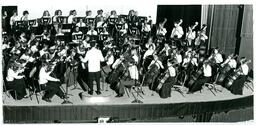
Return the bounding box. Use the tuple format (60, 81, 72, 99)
(42, 10, 51, 18)
(68, 10, 76, 24)
(80, 41, 105, 95)
(209, 48, 223, 79)
(96, 17, 107, 28)
(100, 27, 109, 35)
(159, 60, 177, 98)
(170, 19, 184, 39)
(109, 10, 118, 18)
(194, 25, 208, 46)
(86, 25, 98, 35)
(95, 9, 104, 23)
(76, 18, 86, 27)
(6, 62, 28, 100)
(188, 61, 212, 93)
(141, 19, 151, 33)
(10, 11, 19, 29)
(41, 28, 51, 41)
(116, 18, 128, 36)
(229, 57, 249, 95)
(72, 26, 83, 35)
(145, 54, 164, 88)
(145, 37, 156, 50)
(171, 49, 182, 64)
(156, 21, 167, 36)
(38, 62, 66, 102)
(85, 10, 93, 18)
(52, 10, 62, 23)
(21, 10, 29, 21)
(185, 25, 196, 46)
(143, 44, 155, 60)
(128, 48, 139, 80)
(127, 10, 139, 28)
(2, 11, 7, 32)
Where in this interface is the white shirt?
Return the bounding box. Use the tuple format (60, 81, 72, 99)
(81, 47, 104, 72)
(142, 24, 151, 32)
(175, 54, 182, 64)
(214, 53, 223, 64)
(186, 31, 196, 40)
(228, 59, 237, 69)
(171, 26, 184, 38)
(96, 21, 107, 28)
(156, 28, 167, 36)
(106, 55, 114, 65)
(148, 60, 164, 69)
(10, 15, 19, 26)
(6, 68, 24, 82)
(241, 64, 249, 75)
(143, 49, 154, 59)
(38, 66, 59, 85)
(86, 30, 98, 35)
(76, 22, 86, 27)
(203, 64, 212, 77)
(168, 66, 176, 77)
(68, 15, 75, 24)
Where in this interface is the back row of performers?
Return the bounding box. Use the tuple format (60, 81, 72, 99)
(3, 14, 251, 103)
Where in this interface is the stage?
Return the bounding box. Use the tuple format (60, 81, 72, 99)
(3, 82, 254, 123)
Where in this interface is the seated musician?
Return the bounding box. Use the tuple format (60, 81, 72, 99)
(19, 32, 27, 43)
(100, 27, 109, 35)
(188, 61, 212, 93)
(76, 18, 86, 27)
(6, 62, 28, 100)
(41, 28, 51, 41)
(145, 54, 164, 88)
(10, 10, 19, 29)
(39, 62, 66, 102)
(21, 10, 29, 21)
(116, 18, 128, 36)
(156, 22, 167, 37)
(141, 19, 151, 33)
(143, 44, 155, 60)
(127, 10, 139, 28)
(86, 25, 98, 35)
(185, 25, 196, 46)
(171, 49, 182, 64)
(170, 19, 184, 39)
(96, 17, 107, 28)
(72, 26, 83, 35)
(85, 10, 93, 18)
(194, 28, 208, 46)
(209, 48, 223, 78)
(159, 59, 177, 98)
(229, 57, 249, 95)
(145, 37, 156, 50)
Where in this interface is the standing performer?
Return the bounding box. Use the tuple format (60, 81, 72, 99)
(80, 41, 105, 95)
(170, 19, 184, 39)
(188, 61, 212, 93)
(38, 62, 66, 102)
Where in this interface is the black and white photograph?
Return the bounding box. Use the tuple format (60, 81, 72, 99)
(0, 0, 254, 124)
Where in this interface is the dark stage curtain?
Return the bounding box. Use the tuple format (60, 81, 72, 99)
(209, 5, 241, 55)
(156, 5, 202, 38)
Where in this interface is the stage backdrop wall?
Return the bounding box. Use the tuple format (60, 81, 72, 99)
(2, 0, 157, 23)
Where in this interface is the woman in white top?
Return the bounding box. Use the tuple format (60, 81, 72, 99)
(6, 62, 27, 100)
(10, 11, 19, 29)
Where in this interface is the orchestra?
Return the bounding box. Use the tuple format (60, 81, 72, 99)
(1, 9, 252, 103)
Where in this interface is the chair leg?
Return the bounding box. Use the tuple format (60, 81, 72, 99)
(14, 91, 17, 100)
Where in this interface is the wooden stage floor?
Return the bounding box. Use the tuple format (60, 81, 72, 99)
(3, 82, 254, 106)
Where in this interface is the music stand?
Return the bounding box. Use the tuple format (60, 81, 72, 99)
(138, 16, 147, 23)
(35, 35, 43, 42)
(15, 21, 27, 29)
(109, 18, 118, 24)
(119, 15, 127, 21)
(88, 35, 98, 41)
(41, 17, 51, 25)
(61, 24, 73, 33)
(79, 26, 89, 34)
(86, 18, 95, 24)
(58, 16, 68, 24)
(116, 24, 123, 31)
(28, 19, 37, 26)
(72, 33, 84, 44)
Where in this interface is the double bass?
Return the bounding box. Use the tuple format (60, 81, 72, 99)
(225, 60, 251, 89)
